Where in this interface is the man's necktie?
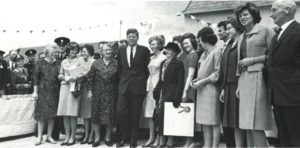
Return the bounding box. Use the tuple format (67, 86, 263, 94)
(130, 47, 133, 67)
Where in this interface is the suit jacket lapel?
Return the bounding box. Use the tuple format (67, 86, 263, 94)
(123, 47, 130, 68)
(273, 21, 297, 50)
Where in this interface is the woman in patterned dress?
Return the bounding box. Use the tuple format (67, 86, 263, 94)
(78, 44, 95, 144)
(143, 35, 166, 147)
(57, 42, 84, 146)
(33, 45, 61, 145)
(87, 43, 118, 147)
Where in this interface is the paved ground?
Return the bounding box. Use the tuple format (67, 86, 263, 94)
(0, 131, 227, 148)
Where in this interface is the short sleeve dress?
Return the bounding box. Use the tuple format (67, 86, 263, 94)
(183, 51, 199, 101)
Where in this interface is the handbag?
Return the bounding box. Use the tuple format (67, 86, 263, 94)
(71, 80, 81, 97)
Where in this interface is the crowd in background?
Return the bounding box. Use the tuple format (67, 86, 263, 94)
(0, 0, 299, 147)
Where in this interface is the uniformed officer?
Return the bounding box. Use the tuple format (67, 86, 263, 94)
(54, 37, 70, 61)
(24, 49, 36, 93)
(52, 37, 70, 141)
(0, 50, 8, 97)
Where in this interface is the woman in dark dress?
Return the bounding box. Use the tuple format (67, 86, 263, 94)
(10, 55, 32, 94)
(219, 19, 246, 147)
(33, 45, 61, 146)
(87, 43, 118, 147)
(153, 42, 184, 147)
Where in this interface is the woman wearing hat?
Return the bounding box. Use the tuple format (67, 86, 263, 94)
(10, 54, 32, 94)
(33, 45, 61, 146)
(153, 42, 184, 147)
(191, 27, 222, 147)
(57, 42, 84, 146)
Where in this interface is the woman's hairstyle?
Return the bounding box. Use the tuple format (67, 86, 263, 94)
(198, 27, 218, 45)
(234, 2, 261, 25)
(148, 35, 165, 51)
(44, 44, 57, 56)
(197, 26, 214, 39)
(66, 42, 80, 54)
(227, 18, 245, 34)
(172, 35, 183, 44)
(81, 44, 95, 56)
(182, 32, 198, 50)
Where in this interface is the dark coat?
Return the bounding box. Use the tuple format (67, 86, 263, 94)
(117, 45, 150, 95)
(153, 58, 185, 105)
(267, 21, 300, 106)
(219, 39, 238, 88)
(0, 59, 8, 90)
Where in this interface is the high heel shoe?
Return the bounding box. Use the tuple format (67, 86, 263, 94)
(105, 140, 113, 147)
(60, 141, 68, 146)
(66, 140, 76, 146)
(34, 139, 43, 146)
(92, 141, 101, 147)
(80, 139, 88, 144)
(143, 139, 155, 147)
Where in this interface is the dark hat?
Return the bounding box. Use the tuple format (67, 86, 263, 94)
(0, 50, 5, 56)
(14, 54, 24, 62)
(54, 37, 70, 47)
(25, 49, 37, 57)
(164, 42, 180, 54)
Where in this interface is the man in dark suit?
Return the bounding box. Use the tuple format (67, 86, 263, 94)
(0, 50, 8, 97)
(116, 28, 150, 147)
(268, 0, 300, 146)
(5, 50, 18, 95)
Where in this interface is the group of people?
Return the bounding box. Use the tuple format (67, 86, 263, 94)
(0, 0, 299, 147)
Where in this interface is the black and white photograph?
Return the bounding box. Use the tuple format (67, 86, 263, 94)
(0, 0, 300, 147)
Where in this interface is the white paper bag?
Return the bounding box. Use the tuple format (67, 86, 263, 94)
(163, 102, 194, 137)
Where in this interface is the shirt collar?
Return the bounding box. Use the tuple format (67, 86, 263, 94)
(280, 19, 295, 33)
(127, 45, 137, 50)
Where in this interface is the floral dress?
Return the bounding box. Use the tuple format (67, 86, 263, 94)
(87, 59, 118, 124)
(34, 59, 61, 120)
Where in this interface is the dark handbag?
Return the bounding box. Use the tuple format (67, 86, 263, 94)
(71, 80, 81, 97)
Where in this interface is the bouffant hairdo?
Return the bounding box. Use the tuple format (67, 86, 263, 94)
(227, 18, 244, 34)
(234, 2, 261, 25)
(182, 33, 198, 50)
(81, 44, 95, 56)
(172, 35, 183, 44)
(197, 26, 214, 39)
(148, 35, 165, 51)
(198, 27, 218, 45)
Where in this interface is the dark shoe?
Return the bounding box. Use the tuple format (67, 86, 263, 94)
(80, 139, 88, 144)
(143, 139, 155, 147)
(60, 142, 68, 146)
(116, 140, 128, 147)
(105, 140, 113, 147)
(130, 144, 137, 148)
(92, 141, 101, 147)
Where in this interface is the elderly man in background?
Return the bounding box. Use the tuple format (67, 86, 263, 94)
(268, 0, 300, 146)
